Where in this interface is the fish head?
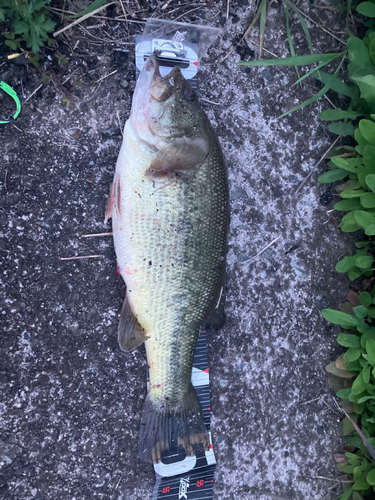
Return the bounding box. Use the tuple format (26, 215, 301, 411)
(131, 54, 205, 149)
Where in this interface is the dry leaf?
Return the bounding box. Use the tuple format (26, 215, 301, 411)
(346, 289, 360, 306)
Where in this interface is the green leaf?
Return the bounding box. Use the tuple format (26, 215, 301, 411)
(357, 396, 375, 404)
(363, 145, 375, 170)
(342, 222, 362, 232)
(356, 76, 375, 111)
(331, 156, 358, 172)
(365, 223, 375, 235)
(357, 1, 375, 17)
(370, 38, 375, 66)
(0, 9, 5, 22)
(63, 0, 107, 18)
(338, 487, 353, 500)
(348, 266, 364, 280)
(366, 468, 375, 485)
(319, 108, 366, 121)
(323, 310, 359, 327)
(238, 52, 342, 67)
(344, 347, 363, 360)
(328, 121, 355, 137)
(363, 365, 371, 383)
(356, 240, 371, 248)
(359, 120, 375, 145)
(354, 305, 368, 317)
(5, 40, 17, 50)
(336, 255, 357, 272)
(355, 255, 373, 268)
(361, 193, 375, 207)
(318, 169, 348, 183)
(360, 291, 372, 307)
(348, 36, 374, 76)
(354, 210, 375, 228)
(335, 198, 362, 211)
(368, 307, 375, 317)
(337, 388, 353, 398)
(337, 333, 361, 347)
(342, 210, 360, 224)
(357, 320, 370, 333)
(352, 372, 368, 395)
(366, 174, 375, 192)
(341, 189, 366, 198)
(353, 474, 370, 490)
(366, 339, 375, 365)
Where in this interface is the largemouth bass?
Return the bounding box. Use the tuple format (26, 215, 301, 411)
(105, 54, 228, 463)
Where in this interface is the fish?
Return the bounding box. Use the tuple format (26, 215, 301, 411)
(105, 54, 228, 463)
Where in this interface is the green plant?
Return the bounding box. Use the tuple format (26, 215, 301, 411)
(0, 0, 56, 53)
(324, 300, 375, 498)
(4, 31, 23, 50)
(55, 51, 68, 66)
(239, 1, 375, 498)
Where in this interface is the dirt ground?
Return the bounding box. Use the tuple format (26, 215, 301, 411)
(0, 1, 358, 499)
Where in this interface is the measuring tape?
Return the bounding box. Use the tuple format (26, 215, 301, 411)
(0, 81, 21, 124)
(150, 330, 216, 500)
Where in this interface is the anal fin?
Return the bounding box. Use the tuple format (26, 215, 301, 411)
(118, 293, 149, 351)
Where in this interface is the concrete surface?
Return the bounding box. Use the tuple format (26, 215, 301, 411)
(0, 1, 354, 498)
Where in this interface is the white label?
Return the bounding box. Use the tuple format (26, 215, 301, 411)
(179, 477, 190, 499)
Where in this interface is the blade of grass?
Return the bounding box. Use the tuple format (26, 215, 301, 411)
(292, 52, 343, 86)
(221, 0, 267, 63)
(243, 0, 267, 40)
(313, 69, 359, 99)
(259, 0, 267, 57)
(284, 0, 314, 54)
(62, 0, 107, 18)
(238, 52, 343, 66)
(284, 3, 301, 83)
(278, 52, 347, 118)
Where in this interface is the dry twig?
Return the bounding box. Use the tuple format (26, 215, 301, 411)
(238, 235, 281, 265)
(81, 232, 113, 238)
(60, 254, 104, 260)
(293, 136, 341, 198)
(53, 2, 116, 37)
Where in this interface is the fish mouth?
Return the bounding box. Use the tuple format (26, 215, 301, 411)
(146, 54, 192, 103)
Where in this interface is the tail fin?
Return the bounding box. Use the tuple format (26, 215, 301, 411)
(138, 382, 209, 463)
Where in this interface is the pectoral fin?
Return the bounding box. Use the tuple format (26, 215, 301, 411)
(146, 137, 209, 178)
(118, 292, 149, 351)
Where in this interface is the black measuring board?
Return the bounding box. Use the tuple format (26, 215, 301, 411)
(151, 330, 216, 500)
